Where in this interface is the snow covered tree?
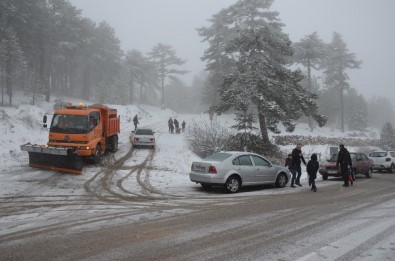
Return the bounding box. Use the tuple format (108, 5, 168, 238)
(380, 122, 395, 150)
(199, 0, 326, 146)
(293, 32, 327, 130)
(148, 43, 188, 109)
(345, 89, 368, 131)
(322, 32, 361, 132)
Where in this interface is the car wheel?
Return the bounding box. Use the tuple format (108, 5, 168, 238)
(224, 176, 241, 193)
(111, 136, 118, 152)
(94, 144, 101, 164)
(275, 173, 287, 188)
(389, 164, 395, 173)
(201, 184, 212, 189)
(365, 168, 372, 178)
(322, 174, 328, 180)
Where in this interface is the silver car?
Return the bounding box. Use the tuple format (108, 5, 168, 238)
(129, 128, 156, 149)
(190, 151, 291, 193)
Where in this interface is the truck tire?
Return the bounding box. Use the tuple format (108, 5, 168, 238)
(94, 144, 101, 164)
(111, 136, 118, 152)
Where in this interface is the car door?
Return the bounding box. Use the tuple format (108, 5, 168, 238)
(250, 155, 276, 183)
(354, 153, 363, 174)
(232, 155, 255, 183)
(360, 154, 370, 173)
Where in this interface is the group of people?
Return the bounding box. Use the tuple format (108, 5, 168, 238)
(133, 114, 187, 134)
(168, 117, 186, 134)
(285, 143, 353, 192)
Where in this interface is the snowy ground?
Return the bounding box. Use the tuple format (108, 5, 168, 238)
(2, 93, 394, 260)
(0, 92, 381, 197)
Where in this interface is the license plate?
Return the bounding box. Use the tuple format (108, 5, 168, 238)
(195, 166, 205, 172)
(328, 170, 338, 174)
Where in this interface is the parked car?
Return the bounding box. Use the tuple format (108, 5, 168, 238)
(319, 152, 373, 180)
(129, 128, 155, 149)
(368, 151, 395, 172)
(189, 151, 291, 193)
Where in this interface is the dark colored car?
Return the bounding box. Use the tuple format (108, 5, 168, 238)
(319, 152, 373, 180)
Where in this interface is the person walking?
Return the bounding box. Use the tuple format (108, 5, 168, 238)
(181, 120, 186, 132)
(307, 153, 319, 192)
(168, 117, 174, 134)
(336, 144, 353, 187)
(133, 114, 139, 131)
(173, 118, 179, 133)
(290, 144, 307, 187)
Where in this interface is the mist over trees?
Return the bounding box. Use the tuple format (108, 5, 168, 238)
(1, 0, 394, 132)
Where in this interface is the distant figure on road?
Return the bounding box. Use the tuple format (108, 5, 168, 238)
(133, 114, 139, 131)
(168, 117, 174, 134)
(336, 144, 353, 187)
(181, 120, 186, 132)
(307, 153, 319, 192)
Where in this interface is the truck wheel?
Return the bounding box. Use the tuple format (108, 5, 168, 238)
(94, 144, 101, 164)
(111, 136, 118, 152)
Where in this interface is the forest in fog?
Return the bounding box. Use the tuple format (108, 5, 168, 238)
(1, 0, 394, 137)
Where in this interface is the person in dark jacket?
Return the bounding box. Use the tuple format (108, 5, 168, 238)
(307, 153, 319, 192)
(336, 144, 353, 187)
(290, 144, 307, 187)
(133, 114, 139, 131)
(168, 117, 174, 133)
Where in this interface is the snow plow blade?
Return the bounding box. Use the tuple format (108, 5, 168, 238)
(20, 144, 83, 174)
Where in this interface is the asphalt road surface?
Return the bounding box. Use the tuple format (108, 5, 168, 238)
(1, 173, 395, 261)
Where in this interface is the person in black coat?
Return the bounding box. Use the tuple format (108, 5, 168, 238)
(307, 153, 319, 192)
(133, 114, 139, 131)
(291, 144, 307, 187)
(336, 144, 353, 187)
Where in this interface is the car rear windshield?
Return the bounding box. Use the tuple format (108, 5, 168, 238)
(369, 152, 387, 157)
(136, 129, 153, 135)
(203, 152, 232, 162)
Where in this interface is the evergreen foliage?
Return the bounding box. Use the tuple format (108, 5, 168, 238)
(380, 122, 395, 150)
(199, 0, 326, 145)
(322, 32, 362, 132)
(148, 43, 189, 109)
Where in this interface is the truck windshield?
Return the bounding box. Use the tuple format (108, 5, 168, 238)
(50, 114, 89, 134)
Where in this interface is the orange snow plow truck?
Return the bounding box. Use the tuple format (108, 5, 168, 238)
(20, 103, 120, 174)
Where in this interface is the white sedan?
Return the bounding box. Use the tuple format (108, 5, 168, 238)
(129, 128, 155, 149)
(190, 151, 291, 193)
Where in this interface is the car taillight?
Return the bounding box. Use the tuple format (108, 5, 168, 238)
(386, 158, 391, 162)
(208, 166, 217, 174)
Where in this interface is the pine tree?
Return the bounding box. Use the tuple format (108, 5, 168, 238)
(199, 0, 326, 145)
(380, 122, 395, 150)
(322, 32, 361, 132)
(148, 43, 188, 109)
(293, 32, 327, 130)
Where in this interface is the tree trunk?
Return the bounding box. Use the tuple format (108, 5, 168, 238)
(307, 59, 313, 131)
(82, 64, 90, 100)
(129, 68, 134, 104)
(5, 51, 12, 105)
(340, 86, 344, 132)
(257, 107, 271, 146)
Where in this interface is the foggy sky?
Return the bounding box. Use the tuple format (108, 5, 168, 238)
(69, 0, 395, 103)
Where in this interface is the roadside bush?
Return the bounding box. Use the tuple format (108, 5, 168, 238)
(185, 120, 283, 163)
(184, 119, 234, 158)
